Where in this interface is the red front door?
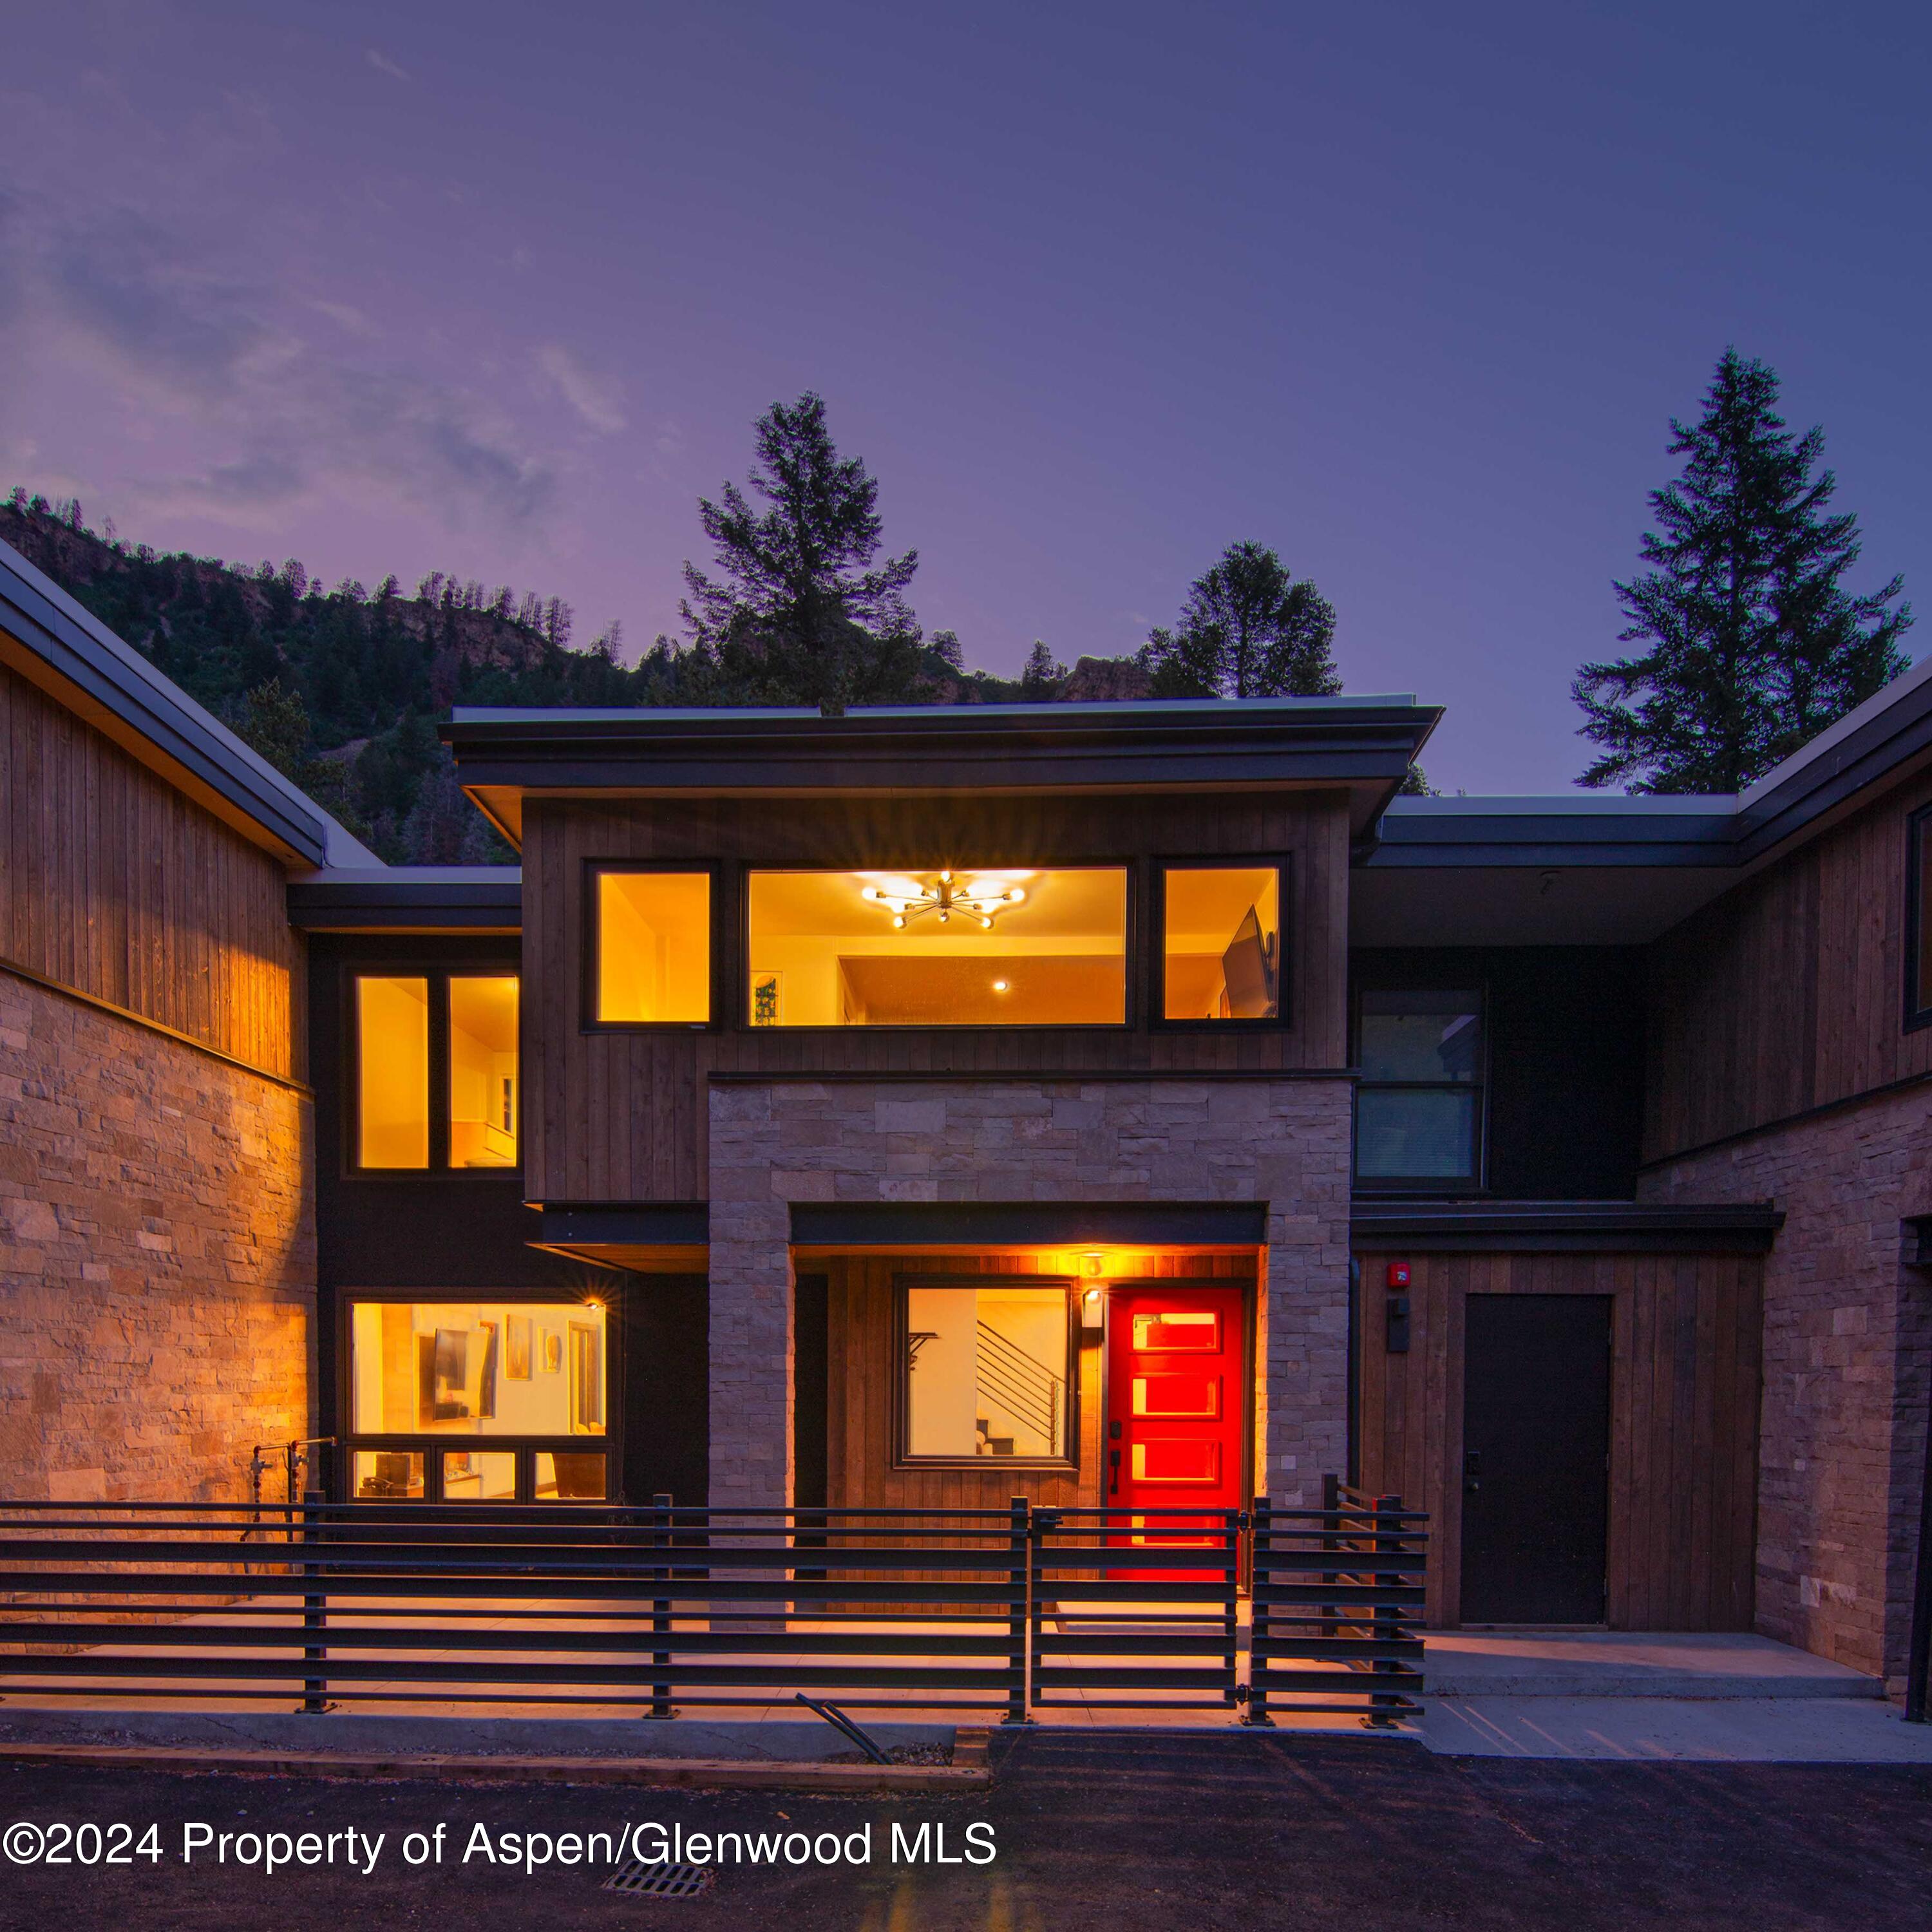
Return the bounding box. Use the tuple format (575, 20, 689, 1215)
(1105, 1283, 1246, 1577)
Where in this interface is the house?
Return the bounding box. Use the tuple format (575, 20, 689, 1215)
(2, 531, 1927, 1697)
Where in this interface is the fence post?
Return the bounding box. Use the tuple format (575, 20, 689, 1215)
(1363, 1491, 1403, 1731)
(1007, 1495, 1033, 1725)
(297, 1487, 330, 1716)
(645, 1491, 675, 1720)
(1242, 1493, 1274, 1726)
(1321, 1470, 1340, 1642)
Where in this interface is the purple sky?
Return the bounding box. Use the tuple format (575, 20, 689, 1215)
(5, 1, 1927, 792)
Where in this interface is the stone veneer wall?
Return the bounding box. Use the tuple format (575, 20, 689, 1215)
(0, 972, 315, 1502)
(706, 1077, 1354, 1515)
(1641, 1084, 1932, 1683)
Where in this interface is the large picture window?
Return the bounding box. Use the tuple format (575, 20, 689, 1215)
(1160, 864, 1284, 1021)
(747, 867, 1128, 1026)
(352, 970, 519, 1170)
(1354, 988, 1485, 1187)
(1909, 804, 1932, 1030)
(594, 869, 712, 1024)
(900, 1278, 1075, 1464)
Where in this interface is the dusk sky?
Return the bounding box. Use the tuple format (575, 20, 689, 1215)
(5, 1, 1926, 792)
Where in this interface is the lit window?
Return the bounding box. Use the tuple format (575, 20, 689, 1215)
(356, 976, 429, 1167)
(449, 976, 518, 1168)
(1911, 805, 1932, 1028)
(1354, 989, 1484, 1185)
(1162, 866, 1282, 1019)
(902, 1281, 1074, 1462)
(596, 871, 711, 1023)
(747, 868, 1127, 1025)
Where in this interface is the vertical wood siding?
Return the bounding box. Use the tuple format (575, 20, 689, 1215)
(0, 659, 302, 1080)
(1355, 1249, 1763, 1631)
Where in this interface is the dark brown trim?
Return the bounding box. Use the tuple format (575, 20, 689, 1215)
(791, 1201, 1266, 1249)
(0, 950, 311, 1095)
(1640, 1066, 1932, 1172)
(1349, 1200, 1784, 1254)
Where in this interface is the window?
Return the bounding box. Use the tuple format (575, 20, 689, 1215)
(900, 1278, 1075, 1464)
(1909, 805, 1932, 1029)
(1161, 865, 1283, 1020)
(351, 969, 519, 1170)
(344, 1298, 609, 1503)
(1355, 989, 1484, 1186)
(594, 869, 712, 1023)
(746, 868, 1128, 1026)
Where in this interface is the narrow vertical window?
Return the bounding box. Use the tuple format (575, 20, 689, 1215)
(1910, 805, 1932, 1028)
(1354, 989, 1485, 1186)
(595, 871, 712, 1023)
(355, 976, 430, 1168)
(448, 976, 519, 1168)
(1162, 866, 1283, 1020)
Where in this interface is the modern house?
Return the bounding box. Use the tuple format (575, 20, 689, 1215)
(3, 531, 1927, 1696)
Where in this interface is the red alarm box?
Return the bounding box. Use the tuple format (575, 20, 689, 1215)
(1385, 1261, 1411, 1289)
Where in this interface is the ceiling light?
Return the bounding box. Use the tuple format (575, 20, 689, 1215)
(861, 870, 1023, 931)
(993, 979, 1010, 992)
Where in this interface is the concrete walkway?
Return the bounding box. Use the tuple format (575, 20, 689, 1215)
(1421, 1629, 1882, 1699)
(1423, 1696, 1932, 1761)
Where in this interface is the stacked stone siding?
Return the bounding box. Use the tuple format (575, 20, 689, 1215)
(0, 971, 315, 1503)
(706, 1077, 1353, 1515)
(1641, 1084, 1932, 1682)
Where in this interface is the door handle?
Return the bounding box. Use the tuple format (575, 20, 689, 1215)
(1109, 1448, 1121, 1497)
(1464, 1479, 1481, 1494)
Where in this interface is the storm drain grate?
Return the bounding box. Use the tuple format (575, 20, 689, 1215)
(605, 1858, 716, 1897)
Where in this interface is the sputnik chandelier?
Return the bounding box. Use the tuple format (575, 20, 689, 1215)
(859, 870, 1027, 931)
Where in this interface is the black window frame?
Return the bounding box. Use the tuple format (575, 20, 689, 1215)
(582, 858, 724, 1034)
(1350, 983, 1490, 1194)
(345, 956, 522, 1179)
(892, 1273, 1080, 1472)
(1150, 855, 1294, 1031)
(1907, 804, 1932, 1032)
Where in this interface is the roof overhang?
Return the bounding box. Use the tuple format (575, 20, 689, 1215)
(288, 867, 522, 933)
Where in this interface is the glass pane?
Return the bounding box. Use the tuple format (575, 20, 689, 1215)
(1356, 1088, 1477, 1179)
(1163, 867, 1280, 1019)
(747, 868, 1127, 1025)
(535, 1452, 606, 1501)
(441, 1451, 516, 1501)
(597, 872, 711, 1022)
(351, 1450, 423, 1500)
(1131, 1439, 1221, 1484)
(356, 976, 429, 1167)
(1132, 1374, 1220, 1418)
(348, 1302, 607, 1436)
(905, 1285, 1070, 1458)
(449, 976, 518, 1168)
(1131, 1310, 1219, 1351)
(1919, 818, 1932, 1014)
(1359, 990, 1482, 1081)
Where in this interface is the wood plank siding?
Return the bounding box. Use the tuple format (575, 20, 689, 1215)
(519, 792, 1351, 1203)
(1355, 1249, 1763, 1631)
(1645, 767, 1932, 1163)
(0, 658, 303, 1081)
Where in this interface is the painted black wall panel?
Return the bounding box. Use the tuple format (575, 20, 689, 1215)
(620, 1274, 710, 1508)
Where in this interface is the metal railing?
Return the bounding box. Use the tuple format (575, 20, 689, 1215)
(975, 1322, 1065, 1457)
(0, 1485, 1426, 1724)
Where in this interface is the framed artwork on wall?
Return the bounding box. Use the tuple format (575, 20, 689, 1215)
(540, 1327, 563, 1375)
(506, 1314, 532, 1381)
(751, 969, 783, 1027)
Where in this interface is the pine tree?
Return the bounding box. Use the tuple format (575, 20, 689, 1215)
(1575, 350, 1912, 793)
(677, 392, 923, 714)
(1018, 640, 1066, 698)
(1140, 542, 1340, 699)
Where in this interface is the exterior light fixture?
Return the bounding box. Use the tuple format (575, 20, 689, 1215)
(860, 871, 1025, 931)
(1081, 1253, 1104, 1279)
(1080, 1286, 1104, 1332)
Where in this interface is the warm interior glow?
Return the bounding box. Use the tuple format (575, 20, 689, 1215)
(747, 868, 1127, 1025)
(356, 976, 429, 1167)
(597, 871, 711, 1022)
(1162, 867, 1281, 1019)
(905, 1284, 1071, 1458)
(448, 976, 518, 1168)
(349, 1300, 606, 1437)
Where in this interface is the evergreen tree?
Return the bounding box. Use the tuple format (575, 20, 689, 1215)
(1018, 640, 1066, 698)
(1139, 542, 1340, 699)
(1575, 350, 1912, 793)
(677, 392, 924, 714)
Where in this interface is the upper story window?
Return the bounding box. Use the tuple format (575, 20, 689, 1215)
(1354, 988, 1484, 1188)
(593, 869, 712, 1024)
(1909, 804, 1932, 1030)
(1160, 864, 1284, 1021)
(354, 971, 519, 1170)
(745, 867, 1128, 1026)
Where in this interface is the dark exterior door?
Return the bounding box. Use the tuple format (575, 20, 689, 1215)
(1460, 1294, 1610, 1624)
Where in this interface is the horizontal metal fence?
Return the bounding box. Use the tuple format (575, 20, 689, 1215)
(0, 1486, 1425, 1724)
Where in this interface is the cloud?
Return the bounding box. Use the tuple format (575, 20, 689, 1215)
(365, 48, 411, 81)
(536, 342, 627, 434)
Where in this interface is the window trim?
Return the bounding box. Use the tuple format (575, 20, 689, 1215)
(1150, 855, 1294, 1032)
(334, 1289, 617, 1503)
(892, 1273, 1080, 1471)
(1350, 982, 1490, 1194)
(581, 859, 724, 1034)
(1906, 804, 1932, 1033)
(738, 861, 1138, 1033)
(345, 960, 522, 1178)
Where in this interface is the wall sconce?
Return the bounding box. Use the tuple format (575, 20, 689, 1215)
(1080, 1286, 1104, 1334)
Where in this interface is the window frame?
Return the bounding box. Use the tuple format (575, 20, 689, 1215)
(892, 1273, 1080, 1472)
(333, 1289, 618, 1503)
(738, 860, 1139, 1033)
(581, 859, 724, 1034)
(1150, 855, 1294, 1032)
(345, 957, 522, 1179)
(1907, 804, 1932, 1032)
(1350, 981, 1491, 1194)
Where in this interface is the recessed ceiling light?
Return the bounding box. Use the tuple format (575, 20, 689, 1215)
(992, 979, 1010, 992)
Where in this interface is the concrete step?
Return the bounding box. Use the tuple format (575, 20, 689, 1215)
(1421, 1632, 1882, 1700)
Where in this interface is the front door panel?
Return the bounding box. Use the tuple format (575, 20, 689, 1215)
(1106, 1284, 1245, 1575)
